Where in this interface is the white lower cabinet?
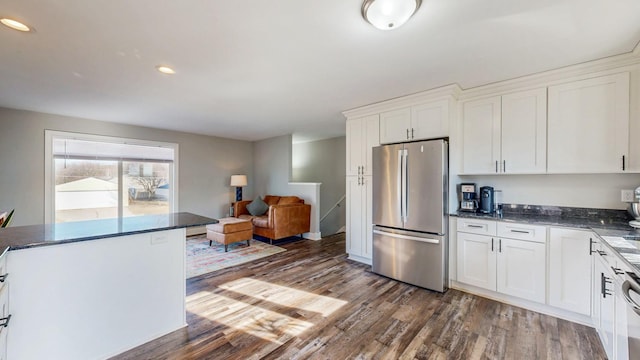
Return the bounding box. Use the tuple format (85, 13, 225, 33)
(456, 219, 546, 304)
(591, 238, 632, 360)
(548, 228, 593, 316)
(0, 252, 8, 360)
(497, 238, 545, 303)
(594, 248, 616, 359)
(457, 232, 497, 290)
(613, 260, 630, 360)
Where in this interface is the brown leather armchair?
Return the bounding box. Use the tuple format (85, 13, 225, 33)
(234, 195, 311, 244)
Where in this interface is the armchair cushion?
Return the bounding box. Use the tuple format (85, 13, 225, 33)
(246, 196, 269, 216)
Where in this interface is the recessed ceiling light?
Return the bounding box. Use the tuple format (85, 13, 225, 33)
(0, 18, 32, 32)
(156, 66, 176, 75)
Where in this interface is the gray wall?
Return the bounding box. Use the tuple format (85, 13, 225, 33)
(253, 135, 293, 198)
(292, 137, 346, 235)
(458, 174, 640, 210)
(0, 107, 253, 226)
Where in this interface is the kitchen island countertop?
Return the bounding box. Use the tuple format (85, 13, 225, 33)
(0, 212, 218, 254)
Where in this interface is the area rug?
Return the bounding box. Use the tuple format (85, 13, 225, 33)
(186, 235, 286, 278)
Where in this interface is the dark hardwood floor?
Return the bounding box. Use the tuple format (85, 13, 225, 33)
(112, 233, 606, 360)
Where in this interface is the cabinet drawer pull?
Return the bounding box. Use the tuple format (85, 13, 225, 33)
(510, 229, 530, 234)
(601, 273, 613, 298)
(467, 225, 483, 228)
(0, 274, 7, 283)
(611, 267, 625, 275)
(0, 314, 11, 328)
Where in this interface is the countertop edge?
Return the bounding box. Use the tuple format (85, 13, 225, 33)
(7, 221, 214, 252)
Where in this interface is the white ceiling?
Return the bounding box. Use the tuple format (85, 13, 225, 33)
(1, 0, 639, 142)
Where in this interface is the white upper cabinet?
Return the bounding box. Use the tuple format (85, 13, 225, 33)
(462, 89, 547, 174)
(462, 96, 501, 174)
(379, 108, 411, 143)
(411, 100, 450, 140)
(346, 114, 380, 176)
(547, 72, 630, 173)
(501, 88, 547, 174)
(379, 99, 450, 144)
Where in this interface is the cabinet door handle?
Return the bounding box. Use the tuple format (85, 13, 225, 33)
(411, 128, 415, 139)
(597, 250, 607, 256)
(0, 314, 10, 328)
(589, 238, 595, 255)
(491, 238, 494, 252)
(622, 155, 626, 171)
(0, 274, 7, 283)
(495, 161, 498, 173)
(499, 239, 502, 253)
(510, 229, 530, 234)
(503, 160, 506, 173)
(406, 129, 410, 140)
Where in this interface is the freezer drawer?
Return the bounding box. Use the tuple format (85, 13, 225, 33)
(372, 227, 447, 292)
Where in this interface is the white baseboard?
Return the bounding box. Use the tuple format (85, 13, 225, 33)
(347, 254, 372, 266)
(304, 232, 322, 240)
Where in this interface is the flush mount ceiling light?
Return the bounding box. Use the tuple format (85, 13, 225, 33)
(361, 0, 422, 30)
(156, 65, 176, 75)
(0, 17, 33, 32)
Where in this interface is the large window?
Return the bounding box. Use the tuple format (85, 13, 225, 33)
(45, 131, 178, 223)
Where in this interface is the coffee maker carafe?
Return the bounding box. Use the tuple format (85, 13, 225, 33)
(459, 183, 478, 212)
(479, 186, 495, 214)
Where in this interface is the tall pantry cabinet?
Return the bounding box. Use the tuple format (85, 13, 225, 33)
(345, 115, 379, 264)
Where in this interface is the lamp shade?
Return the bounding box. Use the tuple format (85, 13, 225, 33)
(230, 175, 247, 187)
(362, 0, 421, 30)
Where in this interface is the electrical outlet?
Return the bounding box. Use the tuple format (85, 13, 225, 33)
(621, 189, 635, 202)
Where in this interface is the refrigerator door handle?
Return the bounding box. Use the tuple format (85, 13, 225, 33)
(397, 149, 403, 223)
(373, 229, 440, 244)
(403, 149, 408, 223)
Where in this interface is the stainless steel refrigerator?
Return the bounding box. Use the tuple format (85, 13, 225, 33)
(372, 139, 448, 292)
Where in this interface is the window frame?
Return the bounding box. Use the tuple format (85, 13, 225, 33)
(44, 130, 179, 224)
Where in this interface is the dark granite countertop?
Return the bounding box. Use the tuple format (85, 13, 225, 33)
(451, 204, 640, 274)
(452, 204, 633, 230)
(0, 212, 218, 254)
(591, 228, 640, 274)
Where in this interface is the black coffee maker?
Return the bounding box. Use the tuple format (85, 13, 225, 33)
(479, 186, 494, 214)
